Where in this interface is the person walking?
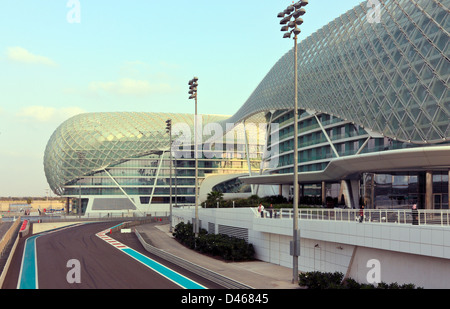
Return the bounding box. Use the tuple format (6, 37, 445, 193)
(359, 205, 364, 223)
(258, 203, 265, 218)
(412, 204, 418, 225)
(268, 204, 274, 218)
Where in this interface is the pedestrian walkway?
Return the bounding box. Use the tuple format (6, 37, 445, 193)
(135, 223, 300, 289)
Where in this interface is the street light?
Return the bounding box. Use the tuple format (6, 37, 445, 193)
(188, 77, 199, 238)
(166, 118, 173, 233)
(277, 0, 308, 285)
(76, 151, 85, 219)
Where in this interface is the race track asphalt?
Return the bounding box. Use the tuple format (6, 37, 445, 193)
(2, 221, 223, 289)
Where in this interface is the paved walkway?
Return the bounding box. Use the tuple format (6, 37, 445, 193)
(135, 223, 301, 289)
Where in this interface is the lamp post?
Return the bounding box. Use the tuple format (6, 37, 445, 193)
(166, 118, 173, 233)
(188, 77, 199, 238)
(76, 151, 86, 219)
(277, 0, 308, 284)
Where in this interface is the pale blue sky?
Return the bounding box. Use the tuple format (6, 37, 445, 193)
(0, 0, 365, 197)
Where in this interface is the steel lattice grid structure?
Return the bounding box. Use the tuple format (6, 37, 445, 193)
(227, 0, 449, 145)
(44, 112, 230, 195)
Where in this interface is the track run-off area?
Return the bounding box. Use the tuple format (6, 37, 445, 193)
(2, 221, 223, 289)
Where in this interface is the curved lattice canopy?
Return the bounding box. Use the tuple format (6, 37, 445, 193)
(44, 112, 229, 195)
(228, 0, 449, 144)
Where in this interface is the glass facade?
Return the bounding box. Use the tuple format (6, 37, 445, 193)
(233, 0, 449, 209)
(44, 112, 263, 213)
(268, 110, 374, 174)
(363, 172, 449, 209)
(44, 0, 449, 213)
(227, 0, 448, 145)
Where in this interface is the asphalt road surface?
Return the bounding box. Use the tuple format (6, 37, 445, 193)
(2, 221, 223, 289)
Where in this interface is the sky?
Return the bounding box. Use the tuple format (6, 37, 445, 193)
(0, 0, 366, 197)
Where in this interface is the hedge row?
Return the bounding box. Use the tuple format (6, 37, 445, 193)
(172, 222, 255, 261)
(299, 271, 423, 289)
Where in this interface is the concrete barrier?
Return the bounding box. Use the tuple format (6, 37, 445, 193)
(0, 217, 22, 288)
(108, 218, 157, 234)
(19, 220, 30, 238)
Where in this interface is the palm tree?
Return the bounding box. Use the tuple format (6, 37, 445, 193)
(206, 191, 224, 208)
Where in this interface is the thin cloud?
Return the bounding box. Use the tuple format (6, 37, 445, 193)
(89, 78, 173, 96)
(6, 47, 57, 66)
(119, 61, 151, 77)
(159, 61, 180, 70)
(17, 106, 85, 123)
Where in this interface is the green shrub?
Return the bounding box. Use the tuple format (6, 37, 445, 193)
(172, 222, 255, 261)
(299, 271, 422, 289)
(341, 277, 362, 289)
(299, 271, 344, 289)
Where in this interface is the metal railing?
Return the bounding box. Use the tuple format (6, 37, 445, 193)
(0, 217, 21, 257)
(259, 208, 450, 227)
(134, 229, 253, 289)
(0, 211, 171, 223)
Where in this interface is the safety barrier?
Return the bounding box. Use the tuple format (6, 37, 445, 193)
(258, 208, 450, 227)
(0, 217, 21, 257)
(134, 229, 253, 289)
(107, 217, 166, 234)
(19, 220, 30, 238)
(0, 217, 22, 288)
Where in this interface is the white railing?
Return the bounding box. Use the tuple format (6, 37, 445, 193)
(259, 208, 450, 227)
(0, 211, 171, 223)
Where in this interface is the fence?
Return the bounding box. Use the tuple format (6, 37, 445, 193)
(134, 229, 252, 289)
(0, 211, 171, 223)
(0, 217, 21, 257)
(260, 208, 450, 227)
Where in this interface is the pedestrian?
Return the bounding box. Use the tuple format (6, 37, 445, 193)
(359, 205, 364, 223)
(258, 203, 265, 218)
(412, 204, 418, 225)
(268, 204, 274, 218)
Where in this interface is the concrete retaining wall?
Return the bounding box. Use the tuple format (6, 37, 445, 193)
(172, 207, 450, 288)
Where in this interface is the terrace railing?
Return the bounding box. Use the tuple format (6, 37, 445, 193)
(259, 208, 450, 227)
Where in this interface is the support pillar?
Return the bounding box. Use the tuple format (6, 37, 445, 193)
(426, 171, 433, 210)
(300, 184, 304, 205)
(448, 170, 450, 209)
(321, 181, 326, 206)
(344, 179, 360, 209)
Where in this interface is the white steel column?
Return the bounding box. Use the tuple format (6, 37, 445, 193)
(103, 168, 140, 212)
(149, 151, 166, 207)
(314, 114, 340, 158)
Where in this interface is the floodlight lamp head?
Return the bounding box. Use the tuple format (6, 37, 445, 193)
(293, 8, 306, 18)
(188, 77, 198, 87)
(280, 16, 290, 25)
